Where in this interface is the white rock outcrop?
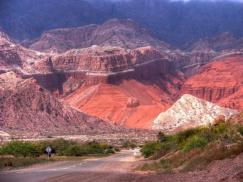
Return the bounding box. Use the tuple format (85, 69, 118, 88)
(152, 94, 238, 132)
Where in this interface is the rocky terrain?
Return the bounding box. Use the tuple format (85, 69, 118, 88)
(0, 18, 242, 134)
(2, 0, 243, 47)
(27, 19, 169, 53)
(0, 32, 47, 74)
(56, 46, 183, 129)
(0, 72, 123, 138)
(188, 32, 243, 52)
(152, 94, 237, 132)
(64, 78, 180, 129)
(0, 2, 242, 181)
(181, 54, 243, 111)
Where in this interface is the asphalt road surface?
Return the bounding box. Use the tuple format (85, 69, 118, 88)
(2, 150, 242, 182)
(0, 149, 144, 182)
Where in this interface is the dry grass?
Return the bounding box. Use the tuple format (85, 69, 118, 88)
(140, 121, 243, 172)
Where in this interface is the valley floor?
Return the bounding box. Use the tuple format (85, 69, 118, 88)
(0, 150, 242, 182)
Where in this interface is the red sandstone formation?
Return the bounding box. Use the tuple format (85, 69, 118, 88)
(28, 19, 170, 53)
(181, 54, 243, 111)
(51, 46, 167, 73)
(1, 25, 241, 133)
(31, 46, 178, 95)
(64, 74, 183, 129)
(32, 46, 184, 129)
(0, 72, 123, 138)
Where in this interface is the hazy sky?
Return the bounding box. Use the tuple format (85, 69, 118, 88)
(171, 0, 243, 1)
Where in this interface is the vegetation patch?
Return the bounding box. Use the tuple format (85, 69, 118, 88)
(140, 121, 243, 172)
(0, 139, 116, 170)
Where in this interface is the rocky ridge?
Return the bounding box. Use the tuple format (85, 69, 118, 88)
(28, 19, 170, 53)
(0, 21, 242, 132)
(0, 32, 47, 74)
(188, 32, 243, 52)
(0, 72, 124, 138)
(153, 94, 238, 132)
(181, 54, 243, 111)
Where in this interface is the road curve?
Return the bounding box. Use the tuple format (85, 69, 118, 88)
(0, 149, 142, 182)
(1, 150, 242, 182)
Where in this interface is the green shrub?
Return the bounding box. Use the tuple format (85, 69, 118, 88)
(182, 135, 208, 152)
(174, 128, 200, 144)
(141, 142, 162, 158)
(0, 139, 115, 157)
(0, 141, 41, 157)
(141, 123, 243, 172)
(63, 145, 85, 156)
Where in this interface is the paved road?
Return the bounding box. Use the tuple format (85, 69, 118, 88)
(0, 149, 142, 182)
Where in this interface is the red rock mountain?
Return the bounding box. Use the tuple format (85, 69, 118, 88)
(31, 46, 183, 93)
(1, 22, 242, 133)
(51, 46, 184, 129)
(181, 54, 243, 111)
(28, 19, 169, 53)
(0, 72, 122, 138)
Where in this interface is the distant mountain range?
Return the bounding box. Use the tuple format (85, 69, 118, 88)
(1, 0, 243, 47)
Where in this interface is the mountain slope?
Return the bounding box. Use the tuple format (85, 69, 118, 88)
(59, 46, 183, 129)
(153, 94, 237, 132)
(1, 0, 243, 47)
(0, 72, 121, 138)
(64, 78, 181, 129)
(181, 54, 243, 111)
(28, 19, 169, 53)
(0, 31, 47, 73)
(188, 32, 243, 51)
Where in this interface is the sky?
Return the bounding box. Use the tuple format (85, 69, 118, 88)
(171, 0, 243, 1)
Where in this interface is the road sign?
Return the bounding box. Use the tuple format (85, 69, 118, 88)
(45, 146, 52, 159)
(45, 146, 52, 153)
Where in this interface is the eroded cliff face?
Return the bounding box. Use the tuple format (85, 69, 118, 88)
(168, 50, 217, 77)
(58, 46, 184, 129)
(0, 32, 47, 73)
(1, 24, 241, 132)
(181, 54, 243, 111)
(31, 46, 176, 95)
(152, 94, 238, 133)
(0, 72, 122, 138)
(28, 19, 169, 53)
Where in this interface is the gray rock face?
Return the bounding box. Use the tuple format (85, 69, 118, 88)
(28, 19, 169, 53)
(152, 94, 238, 133)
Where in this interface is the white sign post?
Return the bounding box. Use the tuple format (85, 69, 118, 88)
(45, 146, 52, 160)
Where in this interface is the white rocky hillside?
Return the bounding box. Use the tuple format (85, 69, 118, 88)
(152, 94, 238, 133)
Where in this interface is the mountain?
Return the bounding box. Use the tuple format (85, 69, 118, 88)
(0, 31, 47, 73)
(52, 46, 183, 129)
(0, 71, 122, 138)
(27, 19, 169, 53)
(188, 32, 243, 52)
(152, 94, 238, 133)
(181, 53, 243, 111)
(0, 0, 103, 40)
(1, 0, 243, 47)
